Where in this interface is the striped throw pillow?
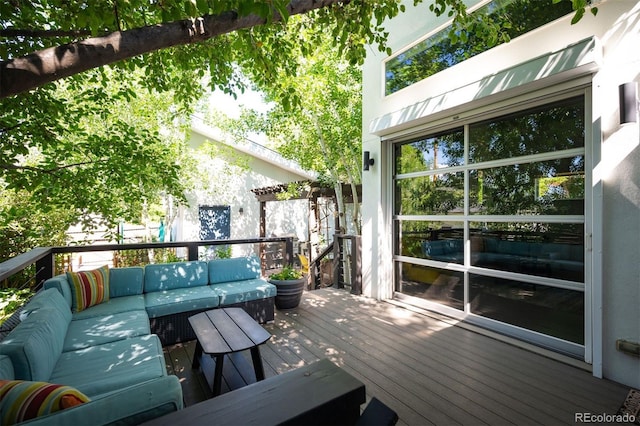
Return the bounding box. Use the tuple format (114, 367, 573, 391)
(66, 265, 110, 312)
(0, 380, 89, 425)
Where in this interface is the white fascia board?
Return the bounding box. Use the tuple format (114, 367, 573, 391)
(191, 117, 317, 181)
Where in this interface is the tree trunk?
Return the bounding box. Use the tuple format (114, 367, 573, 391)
(349, 179, 361, 235)
(0, 0, 343, 99)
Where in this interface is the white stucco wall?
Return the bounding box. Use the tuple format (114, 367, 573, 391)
(362, 0, 640, 387)
(176, 129, 311, 256)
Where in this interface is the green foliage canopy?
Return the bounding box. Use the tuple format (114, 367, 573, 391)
(0, 0, 596, 257)
(0, 68, 188, 261)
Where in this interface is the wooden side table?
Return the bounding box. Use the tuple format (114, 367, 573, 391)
(189, 307, 271, 396)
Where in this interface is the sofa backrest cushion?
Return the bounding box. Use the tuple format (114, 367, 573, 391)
(0, 292, 69, 381)
(21, 289, 72, 323)
(208, 256, 260, 284)
(44, 267, 144, 304)
(43, 276, 73, 309)
(0, 355, 14, 380)
(109, 267, 144, 298)
(144, 261, 208, 293)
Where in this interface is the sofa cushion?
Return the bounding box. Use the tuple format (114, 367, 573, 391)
(213, 279, 277, 306)
(71, 295, 146, 320)
(63, 310, 151, 352)
(144, 261, 208, 293)
(49, 335, 167, 397)
(208, 256, 261, 284)
(0, 356, 14, 380)
(0, 305, 69, 381)
(422, 241, 444, 256)
(43, 276, 73, 308)
(144, 287, 219, 318)
(66, 266, 110, 313)
(21, 289, 71, 324)
(0, 380, 89, 425)
(109, 267, 144, 298)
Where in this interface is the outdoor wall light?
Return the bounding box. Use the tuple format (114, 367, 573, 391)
(619, 82, 638, 124)
(363, 151, 375, 171)
(238, 207, 244, 214)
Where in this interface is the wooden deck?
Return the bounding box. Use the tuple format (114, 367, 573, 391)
(164, 288, 631, 425)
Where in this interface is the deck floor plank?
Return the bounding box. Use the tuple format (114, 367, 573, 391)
(314, 291, 628, 419)
(297, 296, 536, 425)
(308, 293, 575, 424)
(163, 288, 631, 425)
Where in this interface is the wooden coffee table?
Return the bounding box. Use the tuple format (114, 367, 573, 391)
(189, 308, 271, 396)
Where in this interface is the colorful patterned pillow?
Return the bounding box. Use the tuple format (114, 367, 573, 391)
(0, 380, 90, 425)
(66, 265, 110, 312)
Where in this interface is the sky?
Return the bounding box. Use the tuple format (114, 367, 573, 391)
(208, 86, 271, 119)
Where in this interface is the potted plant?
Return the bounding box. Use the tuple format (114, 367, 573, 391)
(269, 265, 306, 310)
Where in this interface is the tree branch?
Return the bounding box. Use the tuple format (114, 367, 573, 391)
(0, 0, 344, 99)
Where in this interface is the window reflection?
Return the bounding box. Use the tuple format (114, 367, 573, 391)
(469, 97, 585, 163)
(469, 274, 584, 343)
(396, 220, 464, 265)
(469, 158, 585, 216)
(385, 0, 573, 95)
(395, 129, 464, 174)
(398, 263, 464, 310)
(470, 222, 584, 282)
(395, 172, 464, 215)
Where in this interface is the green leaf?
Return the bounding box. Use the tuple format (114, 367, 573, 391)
(571, 8, 585, 24)
(196, 0, 209, 14)
(274, 1, 290, 24)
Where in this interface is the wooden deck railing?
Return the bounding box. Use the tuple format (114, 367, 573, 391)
(0, 237, 295, 292)
(308, 234, 361, 295)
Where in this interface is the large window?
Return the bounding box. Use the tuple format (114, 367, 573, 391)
(394, 96, 586, 346)
(385, 0, 573, 95)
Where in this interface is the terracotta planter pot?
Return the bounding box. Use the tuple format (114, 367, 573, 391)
(269, 277, 306, 310)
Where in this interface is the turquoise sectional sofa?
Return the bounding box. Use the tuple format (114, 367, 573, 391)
(44, 255, 276, 346)
(0, 256, 276, 425)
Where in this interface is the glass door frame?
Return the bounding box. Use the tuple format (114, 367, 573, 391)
(385, 83, 596, 361)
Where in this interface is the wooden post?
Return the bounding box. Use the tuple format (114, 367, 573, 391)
(259, 201, 266, 238)
(308, 241, 316, 290)
(35, 252, 54, 290)
(187, 243, 198, 261)
(350, 235, 362, 295)
(259, 201, 266, 275)
(285, 238, 293, 266)
(333, 234, 341, 289)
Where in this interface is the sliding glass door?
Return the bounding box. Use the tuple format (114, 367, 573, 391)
(393, 94, 587, 355)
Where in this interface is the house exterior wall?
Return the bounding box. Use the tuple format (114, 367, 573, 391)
(362, 0, 639, 388)
(175, 129, 309, 257)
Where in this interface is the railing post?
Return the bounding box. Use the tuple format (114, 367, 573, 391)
(333, 234, 342, 289)
(35, 251, 54, 291)
(285, 238, 293, 266)
(187, 243, 199, 261)
(351, 235, 362, 295)
(310, 254, 318, 291)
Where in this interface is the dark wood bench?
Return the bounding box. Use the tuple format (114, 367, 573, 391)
(141, 358, 366, 426)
